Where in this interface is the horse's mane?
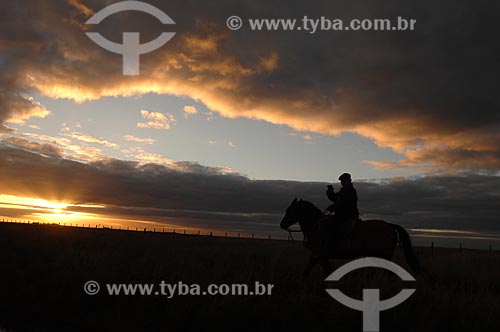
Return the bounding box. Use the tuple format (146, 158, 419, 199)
(297, 200, 323, 217)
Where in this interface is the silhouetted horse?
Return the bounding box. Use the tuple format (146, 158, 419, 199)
(280, 198, 420, 278)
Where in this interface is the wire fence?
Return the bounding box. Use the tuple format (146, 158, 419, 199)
(0, 218, 497, 253)
(0, 218, 282, 241)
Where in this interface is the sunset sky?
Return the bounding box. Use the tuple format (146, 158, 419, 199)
(1, 0, 499, 246)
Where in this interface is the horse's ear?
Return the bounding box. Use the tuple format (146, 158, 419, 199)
(292, 197, 297, 205)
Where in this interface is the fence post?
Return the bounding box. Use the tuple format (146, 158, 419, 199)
(431, 242, 434, 256)
(225, 232, 227, 237)
(183, 229, 186, 235)
(268, 234, 271, 240)
(210, 231, 212, 237)
(198, 230, 200, 236)
(238, 233, 240, 239)
(490, 244, 493, 253)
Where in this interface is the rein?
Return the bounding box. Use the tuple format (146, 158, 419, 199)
(287, 227, 306, 246)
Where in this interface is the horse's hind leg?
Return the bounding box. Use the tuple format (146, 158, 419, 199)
(302, 255, 319, 280)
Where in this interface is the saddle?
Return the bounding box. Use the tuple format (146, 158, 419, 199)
(316, 216, 360, 255)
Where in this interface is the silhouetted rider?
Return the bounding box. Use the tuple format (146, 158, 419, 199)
(325, 173, 359, 223)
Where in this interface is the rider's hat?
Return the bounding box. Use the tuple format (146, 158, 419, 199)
(338, 173, 352, 181)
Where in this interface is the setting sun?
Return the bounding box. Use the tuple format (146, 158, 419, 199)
(0, 194, 106, 223)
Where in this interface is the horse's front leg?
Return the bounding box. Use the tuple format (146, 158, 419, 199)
(319, 257, 332, 277)
(302, 255, 319, 280)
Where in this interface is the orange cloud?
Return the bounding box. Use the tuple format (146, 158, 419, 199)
(123, 135, 156, 145)
(3, 96, 51, 125)
(63, 132, 119, 149)
(133, 150, 173, 165)
(1, 0, 499, 174)
(183, 105, 198, 117)
(67, 0, 94, 17)
(137, 110, 176, 130)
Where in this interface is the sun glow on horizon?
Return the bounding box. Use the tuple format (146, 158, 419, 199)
(0, 194, 106, 222)
(0, 194, 195, 231)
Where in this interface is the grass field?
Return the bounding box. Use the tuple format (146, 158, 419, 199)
(0, 222, 499, 332)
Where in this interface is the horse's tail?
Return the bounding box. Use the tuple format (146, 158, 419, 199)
(390, 223, 420, 275)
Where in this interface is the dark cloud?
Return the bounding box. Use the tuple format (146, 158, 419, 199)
(1, 143, 499, 236)
(2, 137, 63, 157)
(1, 0, 500, 171)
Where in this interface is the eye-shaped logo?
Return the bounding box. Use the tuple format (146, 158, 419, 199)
(85, 1, 176, 75)
(325, 257, 416, 332)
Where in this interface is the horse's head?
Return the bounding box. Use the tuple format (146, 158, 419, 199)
(280, 197, 299, 230)
(280, 198, 323, 230)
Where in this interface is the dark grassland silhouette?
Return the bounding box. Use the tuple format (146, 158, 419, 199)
(0, 223, 499, 332)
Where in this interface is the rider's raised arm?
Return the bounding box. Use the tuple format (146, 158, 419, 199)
(326, 185, 337, 202)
